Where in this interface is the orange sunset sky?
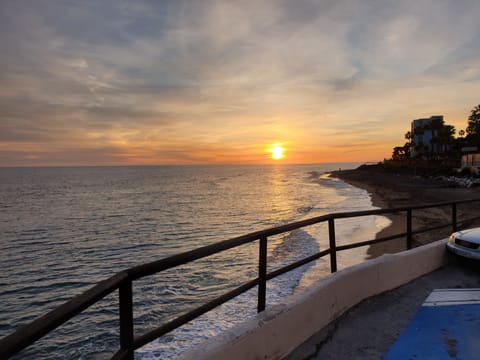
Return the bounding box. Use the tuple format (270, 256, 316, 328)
(1, 1, 480, 166)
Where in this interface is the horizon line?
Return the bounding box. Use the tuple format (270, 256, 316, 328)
(0, 160, 381, 169)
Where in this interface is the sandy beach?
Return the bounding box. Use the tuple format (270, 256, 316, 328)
(330, 164, 480, 258)
(287, 165, 480, 360)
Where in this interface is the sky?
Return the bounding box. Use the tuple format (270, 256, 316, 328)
(1, 0, 480, 166)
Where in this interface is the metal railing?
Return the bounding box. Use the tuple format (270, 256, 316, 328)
(2, 198, 480, 359)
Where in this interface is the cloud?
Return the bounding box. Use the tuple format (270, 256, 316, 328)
(1, 0, 480, 165)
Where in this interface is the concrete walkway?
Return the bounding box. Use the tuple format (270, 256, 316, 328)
(384, 289, 480, 359)
(285, 255, 480, 360)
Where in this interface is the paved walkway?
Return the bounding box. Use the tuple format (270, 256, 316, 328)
(384, 289, 480, 359)
(285, 255, 480, 360)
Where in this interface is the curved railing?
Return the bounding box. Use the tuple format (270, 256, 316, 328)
(2, 198, 480, 359)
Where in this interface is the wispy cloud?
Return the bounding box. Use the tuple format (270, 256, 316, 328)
(1, 0, 480, 165)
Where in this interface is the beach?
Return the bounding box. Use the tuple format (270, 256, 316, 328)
(286, 165, 480, 360)
(330, 164, 480, 258)
(3, 164, 480, 358)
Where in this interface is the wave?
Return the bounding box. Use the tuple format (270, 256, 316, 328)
(1, 163, 383, 359)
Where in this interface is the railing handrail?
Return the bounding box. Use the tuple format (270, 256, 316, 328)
(2, 197, 480, 359)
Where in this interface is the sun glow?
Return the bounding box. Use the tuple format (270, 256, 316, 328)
(269, 144, 285, 160)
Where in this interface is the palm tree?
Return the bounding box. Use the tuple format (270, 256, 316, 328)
(438, 125, 456, 155)
(466, 104, 480, 145)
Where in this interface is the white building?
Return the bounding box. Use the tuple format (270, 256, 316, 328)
(410, 115, 445, 157)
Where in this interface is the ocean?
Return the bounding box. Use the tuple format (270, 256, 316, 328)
(0, 164, 390, 359)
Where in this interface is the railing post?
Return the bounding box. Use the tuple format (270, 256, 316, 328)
(119, 280, 134, 360)
(406, 209, 412, 250)
(328, 218, 337, 273)
(258, 235, 267, 313)
(452, 202, 457, 232)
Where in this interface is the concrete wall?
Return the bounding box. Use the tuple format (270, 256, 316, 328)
(178, 239, 449, 360)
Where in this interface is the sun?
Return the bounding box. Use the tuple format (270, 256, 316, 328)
(269, 144, 285, 160)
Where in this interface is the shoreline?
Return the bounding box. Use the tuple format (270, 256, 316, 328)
(330, 169, 408, 258)
(330, 164, 480, 259)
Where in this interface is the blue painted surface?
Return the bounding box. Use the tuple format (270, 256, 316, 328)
(384, 304, 480, 359)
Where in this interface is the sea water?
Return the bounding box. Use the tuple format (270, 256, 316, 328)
(0, 164, 390, 359)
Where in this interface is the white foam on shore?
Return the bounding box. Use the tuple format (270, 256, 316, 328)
(295, 175, 392, 292)
(134, 170, 394, 359)
(137, 171, 392, 359)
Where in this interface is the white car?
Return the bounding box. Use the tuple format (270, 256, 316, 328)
(447, 228, 480, 260)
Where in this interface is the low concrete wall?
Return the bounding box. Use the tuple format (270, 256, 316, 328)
(178, 239, 449, 360)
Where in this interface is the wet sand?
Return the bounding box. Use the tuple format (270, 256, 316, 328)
(330, 164, 480, 258)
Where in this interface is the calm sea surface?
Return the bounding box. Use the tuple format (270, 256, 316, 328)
(0, 164, 389, 359)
